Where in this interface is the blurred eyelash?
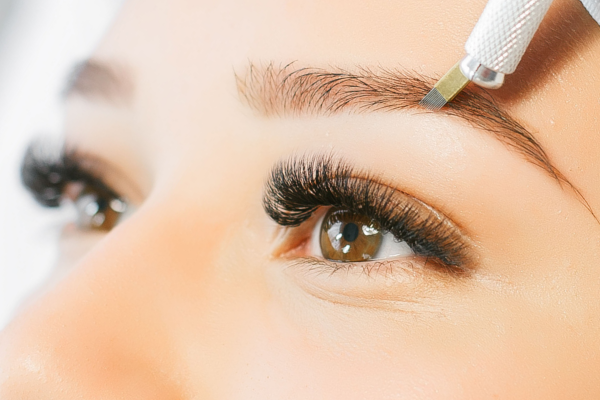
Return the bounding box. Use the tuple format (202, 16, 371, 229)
(263, 154, 473, 271)
(20, 139, 121, 208)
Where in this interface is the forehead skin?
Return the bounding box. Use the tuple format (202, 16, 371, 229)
(2, 0, 600, 398)
(94, 0, 600, 208)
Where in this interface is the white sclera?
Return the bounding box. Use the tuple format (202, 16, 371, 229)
(373, 232, 413, 259)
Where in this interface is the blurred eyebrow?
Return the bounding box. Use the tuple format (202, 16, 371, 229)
(63, 59, 133, 103)
(237, 62, 566, 183)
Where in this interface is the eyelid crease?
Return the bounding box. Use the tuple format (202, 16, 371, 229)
(263, 153, 476, 272)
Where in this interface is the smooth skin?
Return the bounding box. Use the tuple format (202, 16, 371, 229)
(2, 0, 600, 398)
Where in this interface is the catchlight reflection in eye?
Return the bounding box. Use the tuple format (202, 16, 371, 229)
(317, 208, 413, 262)
(74, 189, 127, 231)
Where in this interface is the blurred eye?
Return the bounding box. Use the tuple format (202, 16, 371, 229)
(318, 208, 413, 262)
(72, 185, 127, 231)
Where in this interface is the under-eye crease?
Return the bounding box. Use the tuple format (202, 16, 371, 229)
(263, 154, 473, 273)
(21, 139, 127, 231)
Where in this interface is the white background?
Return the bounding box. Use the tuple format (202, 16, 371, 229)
(0, 0, 124, 329)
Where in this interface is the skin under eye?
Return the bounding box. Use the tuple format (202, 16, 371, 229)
(315, 208, 413, 262)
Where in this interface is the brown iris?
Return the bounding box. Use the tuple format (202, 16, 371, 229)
(319, 208, 383, 262)
(74, 187, 127, 231)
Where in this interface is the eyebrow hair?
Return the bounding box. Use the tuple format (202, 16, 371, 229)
(63, 60, 133, 103)
(238, 62, 564, 177)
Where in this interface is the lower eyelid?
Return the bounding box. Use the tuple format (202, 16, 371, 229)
(281, 256, 458, 312)
(287, 257, 420, 286)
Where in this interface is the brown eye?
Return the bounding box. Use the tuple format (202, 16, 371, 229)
(73, 187, 127, 231)
(319, 208, 383, 262)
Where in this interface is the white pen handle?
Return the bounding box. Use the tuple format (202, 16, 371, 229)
(460, 0, 555, 88)
(419, 0, 598, 108)
(580, 0, 600, 25)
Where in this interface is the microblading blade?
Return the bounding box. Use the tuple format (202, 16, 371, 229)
(419, 88, 446, 111)
(419, 61, 470, 111)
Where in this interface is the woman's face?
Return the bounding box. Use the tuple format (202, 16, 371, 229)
(3, 0, 600, 398)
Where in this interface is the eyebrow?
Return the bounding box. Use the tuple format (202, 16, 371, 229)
(237, 62, 597, 220)
(63, 60, 133, 103)
(238, 62, 567, 180)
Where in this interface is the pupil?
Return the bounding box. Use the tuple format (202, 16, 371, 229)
(96, 197, 108, 211)
(342, 222, 359, 242)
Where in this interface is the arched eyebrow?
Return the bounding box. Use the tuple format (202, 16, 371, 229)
(237, 62, 566, 184)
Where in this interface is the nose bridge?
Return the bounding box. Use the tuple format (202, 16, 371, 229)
(0, 197, 232, 398)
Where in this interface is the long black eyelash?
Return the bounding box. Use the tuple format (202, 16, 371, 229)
(263, 154, 471, 269)
(20, 140, 119, 207)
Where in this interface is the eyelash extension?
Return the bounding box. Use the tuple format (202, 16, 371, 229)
(263, 154, 472, 270)
(20, 139, 121, 208)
